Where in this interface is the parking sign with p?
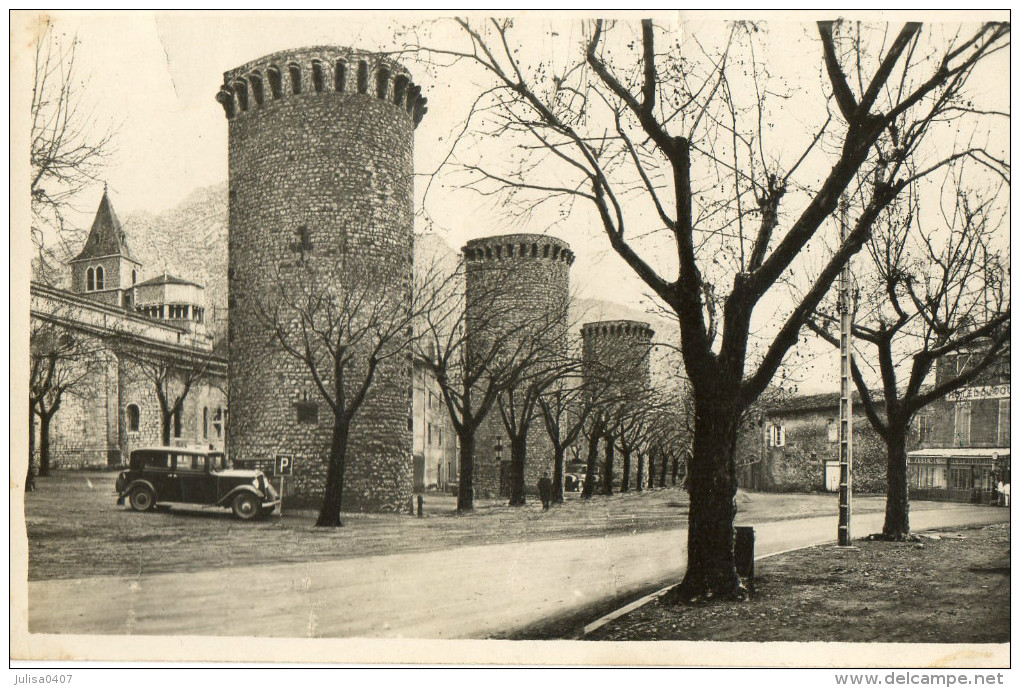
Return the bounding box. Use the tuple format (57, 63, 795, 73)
(275, 454, 294, 476)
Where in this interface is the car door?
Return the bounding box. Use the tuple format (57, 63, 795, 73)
(143, 451, 177, 501)
(176, 454, 217, 505)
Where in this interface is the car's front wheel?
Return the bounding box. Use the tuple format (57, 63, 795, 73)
(232, 492, 261, 521)
(128, 486, 156, 512)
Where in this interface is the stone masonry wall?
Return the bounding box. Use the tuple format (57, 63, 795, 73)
(463, 235, 573, 498)
(581, 320, 654, 490)
(221, 47, 424, 512)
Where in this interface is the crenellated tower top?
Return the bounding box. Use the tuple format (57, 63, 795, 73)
(216, 46, 428, 127)
(463, 234, 575, 266)
(581, 319, 655, 341)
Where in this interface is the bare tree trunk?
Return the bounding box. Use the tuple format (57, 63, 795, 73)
(38, 412, 53, 477)
(457, 429, 476, 512)
(620, 445, 631, 492)
(161, 410, 172, 446)
(636, 453, 644, 492)
(668, 399, 745, 602)
(552, 445, 565, 504)
(881, 422, 912, 540)
(659, 449, 669, 488)
(27, 406, 37, 491)
(671, 454, 679, 486)
(582, 427, 601, 500)
(316, 418, 349, 527)
(601, 433, 615, 496)
(508, 432, 528, 506)
(647, 450, 656, 490)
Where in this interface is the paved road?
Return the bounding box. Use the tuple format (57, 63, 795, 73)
(28, 505, 1007, 638)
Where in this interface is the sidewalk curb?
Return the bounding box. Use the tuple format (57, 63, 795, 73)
(580, 515, 1009, 638)
(579, 544, 810, 638)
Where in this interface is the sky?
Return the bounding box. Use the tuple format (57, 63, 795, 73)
(15, 10, 1010, 394)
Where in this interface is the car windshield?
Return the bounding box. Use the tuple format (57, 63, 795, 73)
(209, 453, 227, 471)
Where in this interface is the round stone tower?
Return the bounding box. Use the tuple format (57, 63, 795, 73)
(582, 320, 655, 490)
(462, 234, 574, 497)
(581, 320, 655, 392)
(218, 47, 426, 512)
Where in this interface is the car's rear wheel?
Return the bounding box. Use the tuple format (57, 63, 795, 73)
(128, 486, 156, 512)
(232, 492, 261, 521)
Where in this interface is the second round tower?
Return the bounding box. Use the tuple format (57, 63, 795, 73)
(463, 234, 574, 498)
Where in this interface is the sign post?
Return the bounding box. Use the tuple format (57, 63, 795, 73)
(274, 453, 294, 518)
(837, 199, 854, 547)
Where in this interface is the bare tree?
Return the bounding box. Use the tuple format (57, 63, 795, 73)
(30, 20, 114, 283)
(496, 302, 574, 506)
(417, 258, 565, 511)
(809, 179, 1009, 540)
(538, 370, 591, 504)
(29, 322, 103, 484)
(117, 344, 217, 447)
(251, 254, 418, 527)
(415, 17, 1009, 600)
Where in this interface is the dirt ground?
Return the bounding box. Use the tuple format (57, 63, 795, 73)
(587, 522, 1010, 644)
(22, 470, 943, 581)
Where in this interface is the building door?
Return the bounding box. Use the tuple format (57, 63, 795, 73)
(412, 454, 425, 492)
(824, 461, 840, 492)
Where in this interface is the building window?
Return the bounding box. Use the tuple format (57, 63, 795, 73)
(768, 424, 786, 447)
(132, 269, 137, 285)
(213, 407, 224, 439)
(172, 409, 182, 439)
(438, 427, 443, 447)
(917, 415, 934, 444)
(126, 404, 140, 433)
(998, 399, 1010, 446)
(86, 267, 95, 291)
(95, 266, 104, 290)
(954, 402, 972, 446)
(827, 419, 838, 443)
(427, 423, 433, 446)
(296, 401, 318, 425)
(288, 63, 301, 94)
(203, 407, 209, 439)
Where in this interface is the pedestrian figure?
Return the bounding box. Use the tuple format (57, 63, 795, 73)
(538, 471, 553, 510)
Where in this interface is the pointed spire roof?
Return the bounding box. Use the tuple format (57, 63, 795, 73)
(71, 188, 136, 262)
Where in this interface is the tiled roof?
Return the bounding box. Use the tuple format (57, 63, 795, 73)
(71, 190, 136, 262)
(135, 273, 203, 289)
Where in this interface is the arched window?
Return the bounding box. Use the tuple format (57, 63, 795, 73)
(132, 269, 137, 285)
(334, 61, 347, 93)
(126, 404, 140, 433)
(376, 67, 390, 99)
(86, 267, 95, 291)
(393, 75, 408, 105)
(311, 61, 324, 93)
(357, 61, 368, 94)
(95, 266, 105, 290)
(266, 66, 282, 99)
(233, 80, 249, 111)
(249, 72, 265, 106)
(288, 64, 302, 94)
(203, 407, 209, 439)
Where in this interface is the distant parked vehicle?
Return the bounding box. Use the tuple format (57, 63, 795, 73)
(116, 447, 278, 520)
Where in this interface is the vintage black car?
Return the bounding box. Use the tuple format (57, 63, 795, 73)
(116, 447, 278, 520)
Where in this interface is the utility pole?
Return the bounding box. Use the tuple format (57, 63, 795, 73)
(837, 197, 853, 547)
